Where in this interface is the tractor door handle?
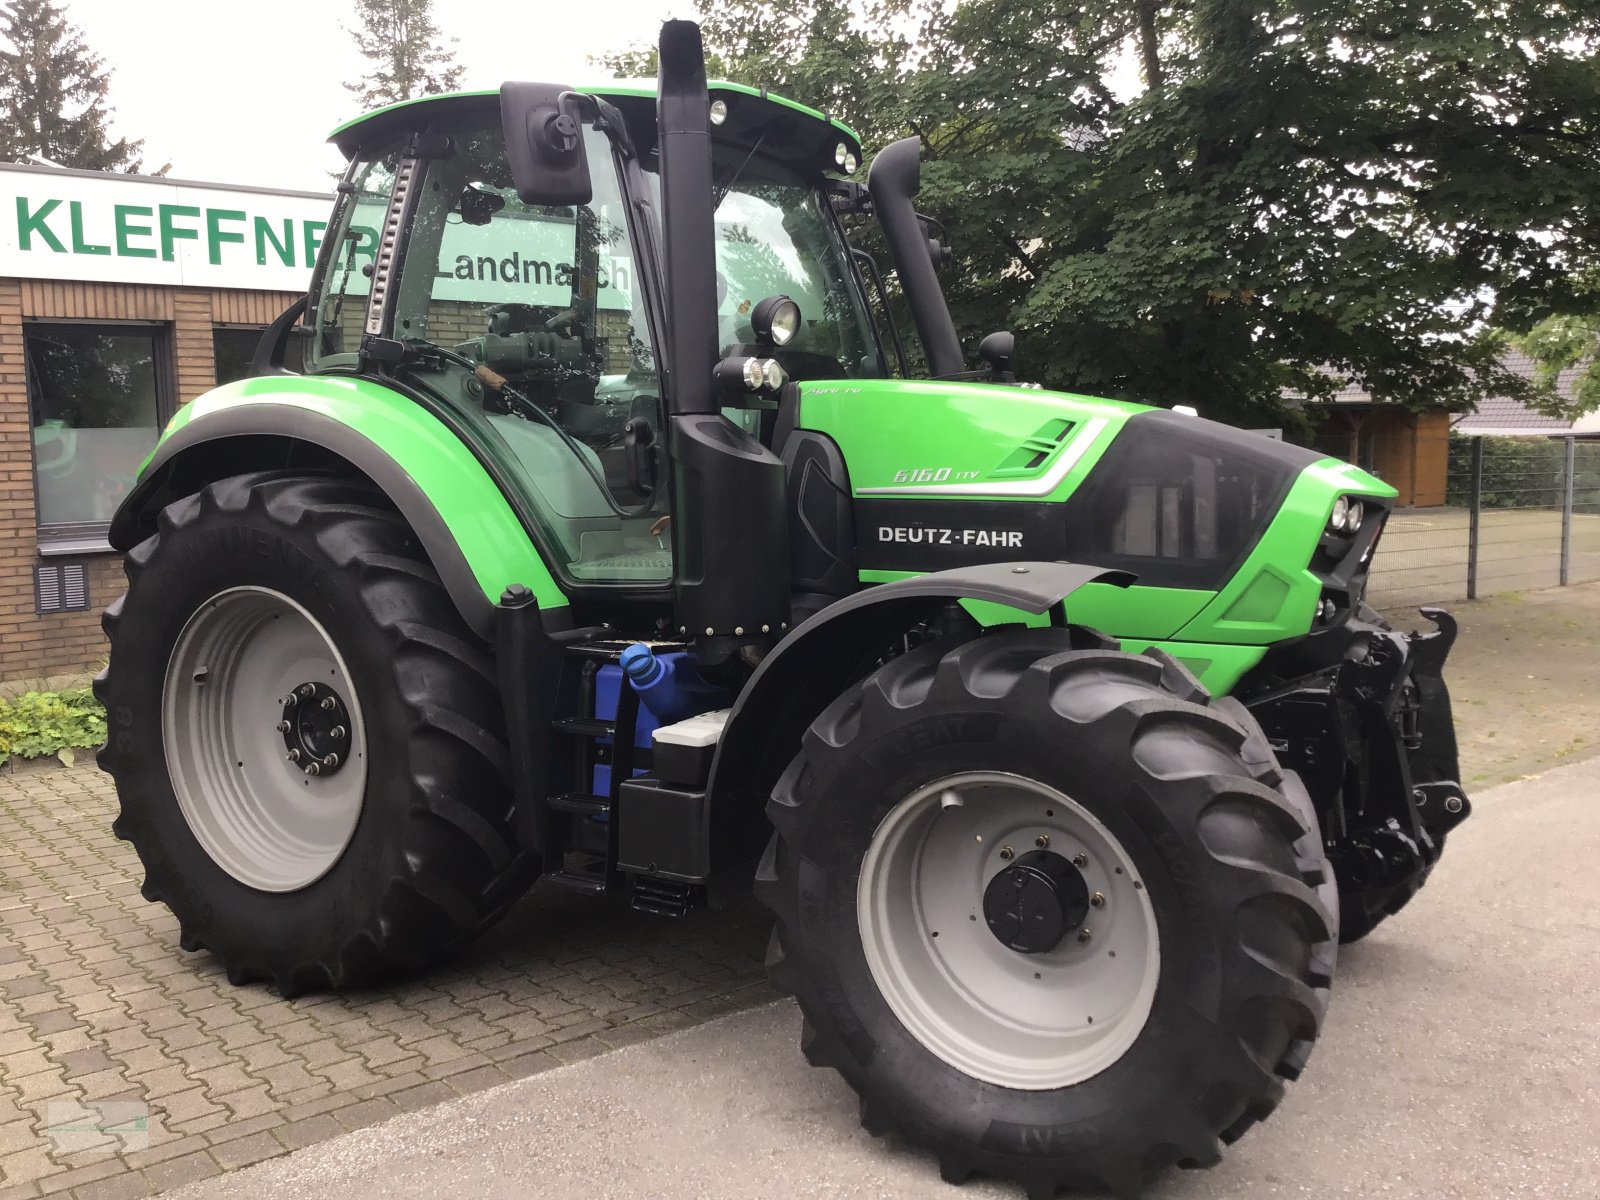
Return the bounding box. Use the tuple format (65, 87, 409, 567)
(624, 416, 658, 497)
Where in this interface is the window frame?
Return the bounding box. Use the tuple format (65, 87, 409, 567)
(26, 317, 177, 552)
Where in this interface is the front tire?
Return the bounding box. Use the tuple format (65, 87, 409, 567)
(96, 472, 534, 994)
(758, 629, 1337, 1198)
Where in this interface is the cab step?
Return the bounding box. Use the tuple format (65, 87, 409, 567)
(552, 716, 616, 739)
(545, 863, 609, 895)
(630, 877, 704, 917)
(549, 792, 611, 818)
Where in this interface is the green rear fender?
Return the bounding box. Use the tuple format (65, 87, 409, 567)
(109, 375, 567, 638)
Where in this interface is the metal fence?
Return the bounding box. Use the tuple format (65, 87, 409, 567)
(1367, 436, 1600, 609)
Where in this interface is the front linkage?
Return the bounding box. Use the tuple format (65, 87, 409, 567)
(1244, 606, 1472, 942)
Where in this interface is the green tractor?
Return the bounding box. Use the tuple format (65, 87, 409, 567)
(96, 20, 1469, 1197)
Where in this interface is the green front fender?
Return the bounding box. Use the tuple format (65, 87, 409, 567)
(110, 374, 567, 636)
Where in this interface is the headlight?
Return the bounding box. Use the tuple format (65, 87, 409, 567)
(751, 294, 802, 347)
(1330, 496, 1350, 532)
(709, 99, 728, 126)
(1346, 500, 1364, 533)
(761, 358, 787, 391)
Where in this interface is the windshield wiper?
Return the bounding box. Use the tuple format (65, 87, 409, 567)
(712, 128, 769, 211)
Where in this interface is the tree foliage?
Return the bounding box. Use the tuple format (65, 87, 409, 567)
(1520, 267, 1600, 415)
(0, 0, 140, 172)
(601, 0, 1600, 425)
(344, 0, 463, 110)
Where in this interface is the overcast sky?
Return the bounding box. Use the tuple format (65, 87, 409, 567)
(63, 0, 688, 193)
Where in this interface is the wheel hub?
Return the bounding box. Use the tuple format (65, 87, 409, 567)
(278, 681, 351, 777)
(856, 771, 1160, 1090)
(982, 849, 1090, 954)
(163, 586, 368, 892)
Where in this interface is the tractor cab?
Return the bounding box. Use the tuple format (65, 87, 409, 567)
(313, 77, 881, 597)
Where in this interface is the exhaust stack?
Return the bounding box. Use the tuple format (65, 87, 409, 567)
(867, 137, 964, 378)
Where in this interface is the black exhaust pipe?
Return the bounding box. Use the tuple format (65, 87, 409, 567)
(655, 21, 791, 656)
(656, 20, 719, 415)
(867, 137, 964, 378)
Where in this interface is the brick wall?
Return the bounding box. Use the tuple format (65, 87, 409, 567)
(0, 281, 300, 684)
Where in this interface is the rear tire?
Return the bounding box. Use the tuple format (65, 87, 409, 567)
(95, 472, 535, 994)
(758, 629, 1336, 1198)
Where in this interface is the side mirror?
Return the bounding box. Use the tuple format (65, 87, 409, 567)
(927, 237, 953, 272)
(500, 83, 592, 207)
(979, 330, 1015, 380)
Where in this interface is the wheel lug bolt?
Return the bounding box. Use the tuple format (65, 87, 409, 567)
(1077, 928, 1092, 943)
(320, 696, 336, 711)
(1073, 853, 1088, 868)
(286, 749, 301, 763)
(330, 725, 346, 740)
(1090, 891, 1105, 907)
(276, 721, 290, 733)
(322, 754, 339, 769)
(1035, 834, 1050, 849)
(283, 693, 297, 708)
(298, 684, 315, 698)
(305, 762, 321, 776)
(999, 846, 1014, 861)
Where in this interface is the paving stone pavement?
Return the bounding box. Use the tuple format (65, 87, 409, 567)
(0, 764, 776, 1199)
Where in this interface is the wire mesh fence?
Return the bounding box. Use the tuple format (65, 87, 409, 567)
(1368, 436, 1600, 610)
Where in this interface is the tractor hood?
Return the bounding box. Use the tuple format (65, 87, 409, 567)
(794, 377, 1396, 651)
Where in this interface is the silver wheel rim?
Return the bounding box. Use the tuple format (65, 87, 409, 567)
(162, 586, 368, 893)
(857, 771, 1160, 1090)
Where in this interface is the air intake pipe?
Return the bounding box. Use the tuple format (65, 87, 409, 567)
(655, 20, 791, 656)
(656, 20, 719, 414)
(867, 137, 965, 378)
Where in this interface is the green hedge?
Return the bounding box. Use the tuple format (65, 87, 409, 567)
(1447, 434, 1600, 511)
(0, 687, 107, 766)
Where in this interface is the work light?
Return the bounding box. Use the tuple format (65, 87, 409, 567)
(751, 295, 802, 347)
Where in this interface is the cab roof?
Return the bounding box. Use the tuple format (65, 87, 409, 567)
(328, 80, 863, 170)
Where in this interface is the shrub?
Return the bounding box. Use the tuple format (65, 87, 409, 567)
(1447, 434, 1600, 511)
(0, 687, 107, 766)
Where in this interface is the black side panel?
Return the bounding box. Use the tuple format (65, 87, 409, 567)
(782, 430, 858, 597)
(1059, 410, 1316, 589)
(670, 413, 791, 639)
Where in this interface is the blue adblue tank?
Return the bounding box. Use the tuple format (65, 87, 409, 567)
(590, 646, 727, 798)
(617, 644, 724, 725)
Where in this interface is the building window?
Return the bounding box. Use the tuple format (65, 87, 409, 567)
(213, 325, 304, 386)
(27, 323, 171, 538)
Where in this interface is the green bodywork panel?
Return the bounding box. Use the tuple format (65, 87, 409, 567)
(142, 375, 568, 615)
(807, 379, 1395, 697)
(328, 81, 861, 154)
(800, 379, 1144, 500)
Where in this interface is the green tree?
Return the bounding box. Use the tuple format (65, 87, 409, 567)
(603, 0, 1600, 426)
(344, 0, 463, 110)
(1520, 268, 1600, 417)
(0, 0, 141, 171)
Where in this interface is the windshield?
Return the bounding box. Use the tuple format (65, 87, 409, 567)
(646, 149, 884, 381)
